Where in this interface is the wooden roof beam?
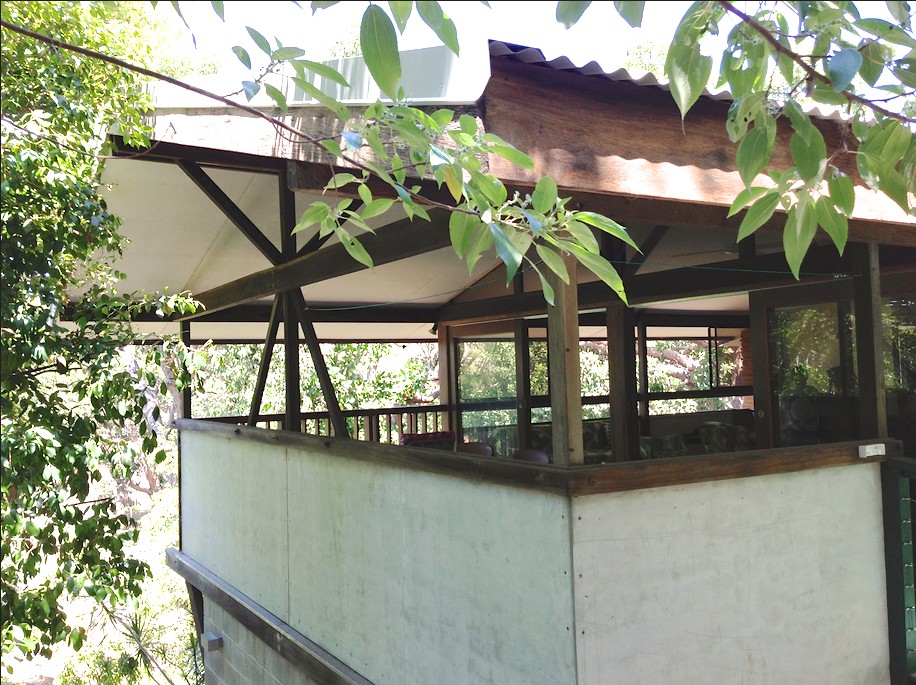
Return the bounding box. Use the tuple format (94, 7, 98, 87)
(179, 210, 451, 320)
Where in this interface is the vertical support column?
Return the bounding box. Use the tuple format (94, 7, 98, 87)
(749, 290, 774, 448)
(636, 314, 650, 436)
(607, 302, 639, 461)
(282, 292, 302, 432)
(437, 324, 452, 431)
(546, 252, 583, 466)
(180, 320, 192, 420)
(882, 461, 910, 684)
(279, 170, 301, 433)
(514, 273, 532, 450)
(851, 242, 887, 438)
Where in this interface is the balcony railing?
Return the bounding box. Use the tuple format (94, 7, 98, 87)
(204, 404, 448, 444)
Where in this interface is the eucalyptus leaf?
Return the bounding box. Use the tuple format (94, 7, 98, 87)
(573, 211, 639, 250)
(246, 27, 272, 56)
(613, 1, 644, 28)
(241, 80, 261, 101)
(827, 48, 863, 91)
(232, 46, 251, 70)
(556, 1, 591, 28)
(737, 191, 779, 241)
(783, 201, 817, 279)
(536, 244, 570, 284)
(531, 176, 558, 214)
(491, 224, 524, 283)
(828, 172, 856, 217)
(360, 4, 401, 99)
(814, 195, 848, 254)
(293, 59, 351, 87)
(388, 0, 412, 33)
(264, 83, 288, 112)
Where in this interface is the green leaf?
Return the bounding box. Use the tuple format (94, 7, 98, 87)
(565, 220, 600, 253)
(856, 18, 916, 48)
(827, 48, 863, 91)
(491, 225, 523, 282)
(272, 47, 305, 61)
(828, 172, 855, 217)
(357, 182, 373, 205)
(886, 0, 912, 29)
(531, 176, 558, 214)
(210, 0, 225, 20)
(232, 46, 251, 70)
(665, 40, 712, 121)
(460, 113, 478, 136)
(293, 59, 351, 87)
(535, 244, 570, 284)
(361, 198, 394, 220)
(320, 139, 344, 157)
(388, 0, 413, 32)
(737, 191, 780, 241)
(442, 165, 464, 202)
(325, 173, 358, 189)
(264, 83, 288, 112)
(489, 144, 534, 169)
(311, 1, 340, 11)
(566, 243, 627, 302)
(335, 228, 374, 268)
(241, 81, 260, 101)
(431, 108, 454, 127)
(727, 186, 769, 218)
(292, 77, 349, 121)
(556, 1, 591, 28)
(293, 203, 331, 234)
(790, 128, 827, 183)
(341, 131, 363, 150)
(416, 1, 460, 55)
(449, 210, 479, 258)
(858, 39, 886, 86)
(573, 211, 639, 250)
(613, 1, 644, 27)
(361, 4, 402, 99)
(736, 125, 774, 187)
(536, 267, 556, 306)
(469, 171, 507, 206)
(246, 27, 272, 56)
(783, 199, 817, 279)
(814, 195, 848, 255)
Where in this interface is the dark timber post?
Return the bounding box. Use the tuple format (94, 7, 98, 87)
(280, 173, 301, 432)
(851, 242, 887, 438)
(607, 302, 639, 461)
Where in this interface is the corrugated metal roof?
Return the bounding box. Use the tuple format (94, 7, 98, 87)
(488, 39, 847, 121)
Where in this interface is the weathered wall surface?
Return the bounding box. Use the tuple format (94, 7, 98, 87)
(181, 430, 577, 685)
(571, 463, 889, 685)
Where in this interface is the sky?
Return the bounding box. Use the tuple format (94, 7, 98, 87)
(156, 1, 703, 78)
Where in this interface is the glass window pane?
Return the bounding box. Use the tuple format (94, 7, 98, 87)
(769, 301, 858, 446)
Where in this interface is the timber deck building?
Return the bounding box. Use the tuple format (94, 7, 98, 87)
(101, 41, 915, 684)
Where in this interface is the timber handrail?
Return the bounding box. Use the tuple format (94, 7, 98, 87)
(175, 418, 900, 496)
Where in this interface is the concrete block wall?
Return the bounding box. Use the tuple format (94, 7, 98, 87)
(202, 599, 319, 685)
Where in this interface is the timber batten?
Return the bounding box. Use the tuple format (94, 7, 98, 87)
(174, 419, 898, 496)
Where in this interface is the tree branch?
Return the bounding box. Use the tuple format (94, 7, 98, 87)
(717, 0, 915, 124)
(0, 19, 468, 214)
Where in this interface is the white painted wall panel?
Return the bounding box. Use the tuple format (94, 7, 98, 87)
(181, 431, 290, 619)
(286, 448, 577, 685)
(572, 464, 889, 685)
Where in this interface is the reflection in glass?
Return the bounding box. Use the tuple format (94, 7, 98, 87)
(769, 301, 858, 446)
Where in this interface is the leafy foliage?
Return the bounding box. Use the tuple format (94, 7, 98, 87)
(0, 1, 197, 663)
